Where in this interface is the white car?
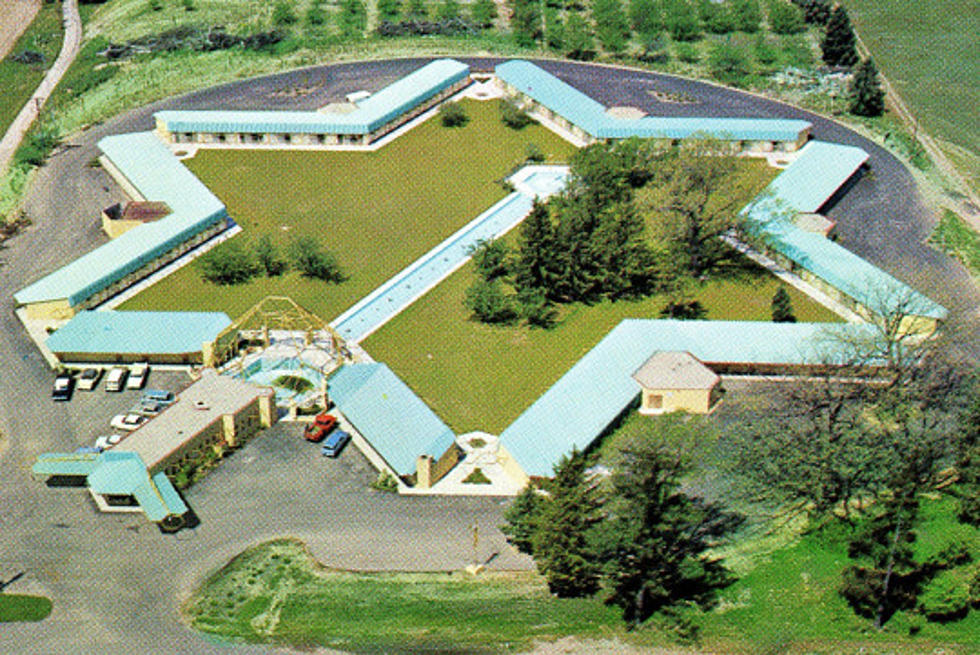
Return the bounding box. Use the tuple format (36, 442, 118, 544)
(127, 363, 149, 390)
(77, 368, 101, 391)
(94, 434, 124, 451)
(110, 413, 148, 431)
(105, 367, 128, 392)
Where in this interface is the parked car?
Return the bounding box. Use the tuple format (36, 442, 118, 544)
(303, 413, 337, 442)
(321, 430, 351, 457)
(94, 434, 124, 451)
(141, 389, 175, 406)
(110, 413, 148, 431)
(52, 372, 74, 401)
(105, 367, 128, 392)
(76, 368, 101, 391)
(127, 363, 149, 390)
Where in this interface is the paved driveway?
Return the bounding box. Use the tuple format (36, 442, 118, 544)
(0, 57, 977, 655)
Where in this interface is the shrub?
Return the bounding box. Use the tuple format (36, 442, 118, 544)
(148, 0, 163, 10)
(288, 236, 346, 282)
(469, 238, 510, 281)
(462, 468, 492, 484)
(525, 142, 545, 163)
(14, 127, 61, 168)
(919, 568, 973, 621)
(501, 101, 534, 129)
(181, 0, 196, 12)
(254, 235, 288, 276)
(767, 0, 804, 35)
(10, 50, 45, 65)
(464, 279, 518, 324)
(708, 41, 753, 86)
(518, 286, 557, 328)
(439, 101, 469, 127)
(273, 2, 298, 25)
(469, 0, 496, 28)
(771, 286, 796, 322)
(675, 42, 700, 63)
(371, 471, 400, 492)
(306, 3, 327, 25)
(198, 241, 259, 285)
(664, 0, 701, 41)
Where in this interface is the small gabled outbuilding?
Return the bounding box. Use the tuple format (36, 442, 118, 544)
(631, 351, 722, 415)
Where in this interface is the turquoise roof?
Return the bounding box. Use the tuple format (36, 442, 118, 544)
(328, 363, 456, 476)
(744, 141, 946, 320)
(14, 132, 228, 307)
(33, 451, 187, 522)
(495, 60, 811, 142)
(499, 319, 879, 477)
(47, 310, 231, 356)
(156, 59, 470, 135)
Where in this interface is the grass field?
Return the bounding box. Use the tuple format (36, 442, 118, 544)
(188, 508, 980, 654)
(119, 99, 575, 320)
(930, 209, 980, 279)
(363, 159, 840, 434)
(0, 2, 63, 140)
(845, 0, 980, 194)
(0, 593, 52, 622)
(185, 539, 622, 652)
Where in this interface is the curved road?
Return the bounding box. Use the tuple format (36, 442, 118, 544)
(0, 58, 977, 654)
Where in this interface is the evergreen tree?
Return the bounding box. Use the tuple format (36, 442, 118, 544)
(514, 201, 558, 295)
(767, 0, 804, 35)
(254, 234, 287, 276)
(531, 449, 603, 597)
(464, 278, 518, 323)
(956, 393, 980, 526)
(630, 0, 664, 38)
(544, 7, 564, 50)
(664, 0, 700, 41)
(469, 0, 496, 28)
(338, 0, 367, 36)
(198, 240, 259, 285)
(594, 0, 631, 54)
(562, 13, 595, 60)
(732, 0, 762, 33)
(795, 0, 830, 25)
(510, 0, 543, 46)
(703, 0, 736, 34)
(470, 238, 510, 281)
(501, 485, 543, 554)
(597, 421, 743, 626)
(377, 0, 401, 22)
(403, 0, 427, 20)
(436, 0, 461, 21)
(821, 4, 858, 67)
(289, 237, 345, 282)
(849, 57, 885, 117)
(771, 286, 796, 322)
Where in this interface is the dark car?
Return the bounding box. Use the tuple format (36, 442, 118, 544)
(303, 413, 338, 442)
(52, 372, 74, 401)
(320, 430, 351, 457)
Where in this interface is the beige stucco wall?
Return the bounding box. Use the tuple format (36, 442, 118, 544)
(639, 386, 717, 415)
(497, 443, 530, 490)
(22, 299, 74, 321)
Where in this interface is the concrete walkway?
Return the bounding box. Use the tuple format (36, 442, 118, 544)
(0, 0, 81, 175)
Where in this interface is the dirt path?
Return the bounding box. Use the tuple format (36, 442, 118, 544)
(0, 0, 41, 60)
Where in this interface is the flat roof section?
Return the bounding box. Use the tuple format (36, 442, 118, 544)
(46, 310, 231, 356)
(115, 369, 273, 470)
(499, 319, 880, 477)
(328, 363, 456, 476)
(494, 60, 811, 142)
(14, 132, 228, 307)
(155, 59, 471, 136)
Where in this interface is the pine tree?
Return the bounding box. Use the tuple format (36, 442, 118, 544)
(821, 4, 858, 67)
(514, 200, 558, 296)
(562, 13, 595, 60)
(594, 0, 631, 54)
(469, 0, 496, 28)
(956, 393, 980, 526)
(767, 0, 804, 35)
(732, 0, 762, 33)
(664, 0, 700, 41)
(849, 57, 885, 117)
(501, 485, 543, 554)
(597, 421, 743, 625)
(630, 0, 664, 37)
(531, 449, 603, 597)
(510, 0, 543, 46)
(771, 286, 796, 322)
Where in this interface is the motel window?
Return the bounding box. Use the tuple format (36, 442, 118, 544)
(217, 133, 226, 143)
(316, 134, 326, 144)
(251, 133, 262, 142)
(282, 133, 291, 143)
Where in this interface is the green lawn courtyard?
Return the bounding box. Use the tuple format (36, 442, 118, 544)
(119, 98, 576, 320)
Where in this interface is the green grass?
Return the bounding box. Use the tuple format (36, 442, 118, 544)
(119, 99, 575, 320)
(845, 0, 980, 195)
(363, 157, 841, 434)
(929, 209, 980, 278)
(185, 538, 623, 652)
(0, 593, 53, 622)
(0, 2, 64, 139)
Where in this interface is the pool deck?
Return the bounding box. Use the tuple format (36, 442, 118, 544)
(330, 165, 569, 343)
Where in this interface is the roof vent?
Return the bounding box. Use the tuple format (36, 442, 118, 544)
(193, 400, 210, 411)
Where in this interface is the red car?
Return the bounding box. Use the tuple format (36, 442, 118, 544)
(303, 414, 337, 442)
